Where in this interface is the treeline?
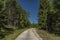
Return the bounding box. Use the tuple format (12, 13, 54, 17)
(0, 0, 30, 39)
(38, 0, 60, 35)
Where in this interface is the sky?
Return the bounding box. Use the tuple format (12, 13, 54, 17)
(18, 0, 39, 23)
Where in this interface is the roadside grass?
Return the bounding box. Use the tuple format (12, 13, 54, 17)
(36, 29, 60, 40)
(1, 28, 27, 40)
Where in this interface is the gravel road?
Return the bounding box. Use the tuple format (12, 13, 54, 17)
(15, 28, 42, 40)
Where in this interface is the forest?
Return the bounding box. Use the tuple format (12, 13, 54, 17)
(0, 0, 60, 40)
(38, 0, 60, 35)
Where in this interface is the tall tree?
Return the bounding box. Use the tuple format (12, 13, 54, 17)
(0, 0, 30, 38)
(18, 9, 30, 28)
(38, 0, 49, 30)
(53, 0, 60, 35)
(0, 0, 8, 38)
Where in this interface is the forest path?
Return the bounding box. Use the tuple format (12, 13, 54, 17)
(15, 28, 42, 40)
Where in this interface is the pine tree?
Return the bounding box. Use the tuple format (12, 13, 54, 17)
(0, 0, 30, 38)
(0, 0, 7, 38)
(53, 0, 60, 35)
(38, 0, 49, 30)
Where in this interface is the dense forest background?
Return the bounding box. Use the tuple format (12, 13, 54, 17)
(0, 0, 60, 39)
(38, 0, 60, 35)
(0, 0, 30, 39)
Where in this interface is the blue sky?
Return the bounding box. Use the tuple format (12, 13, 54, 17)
(18, 0, 39, 23)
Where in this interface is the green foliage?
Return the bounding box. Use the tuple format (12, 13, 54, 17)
(53, 0, 60, 35)
(18, 9, 30, 28)
(0, 0, 9, 38)
(0, 0, 30, 39)
(38, 0, 60, 35)
(38, 0, 49, 29)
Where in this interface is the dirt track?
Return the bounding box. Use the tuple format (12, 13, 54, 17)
(15, 28, 42, 40)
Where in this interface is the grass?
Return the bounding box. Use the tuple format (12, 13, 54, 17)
(36, 29, 60, 40)
(1, 28, 27, 40)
